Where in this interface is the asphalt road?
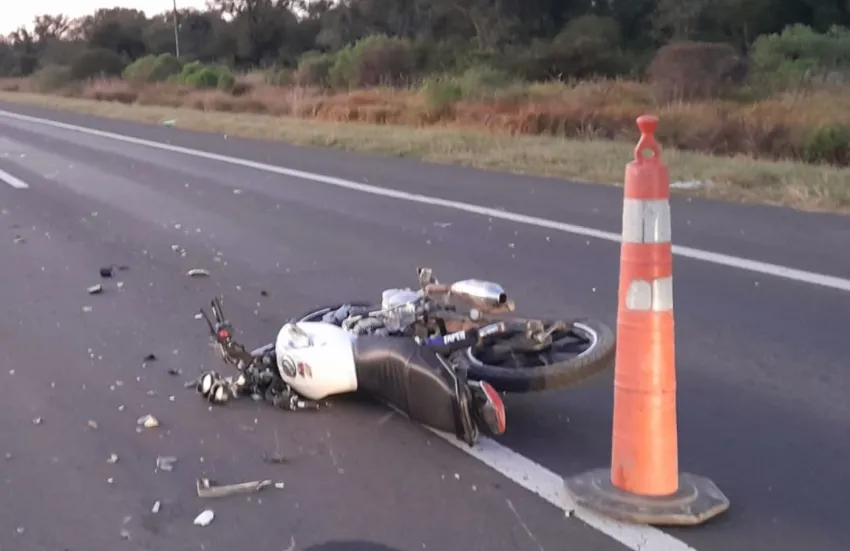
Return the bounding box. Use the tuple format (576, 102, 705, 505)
(0, 101, 848, 551)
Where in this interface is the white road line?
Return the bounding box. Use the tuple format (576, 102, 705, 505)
(1, 108, 848, 292)
(0, 168, 29, 188)
(0, 109, 710, 550)
(431, 430, 698, 551)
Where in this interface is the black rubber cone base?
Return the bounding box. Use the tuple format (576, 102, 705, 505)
(565, 468, 729, 526)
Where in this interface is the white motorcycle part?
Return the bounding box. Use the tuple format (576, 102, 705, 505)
(274, 321, 358, 401)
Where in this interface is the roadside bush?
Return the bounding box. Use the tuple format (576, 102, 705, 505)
(123, 53, 183, 83)
(30, 65, 74, 92)
(174, 61, 234, 90)
(420, 65, 519, 107)
(802, 124, 850, 164)
(750, 25, 850, 89)
(69, 48, 127, 81)
(649, 42, 747, 103)
(327, 35, 417, 89)
(294, 52, 334, 86)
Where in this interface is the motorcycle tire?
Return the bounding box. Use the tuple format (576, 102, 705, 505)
(452, 318, 616, 393)
(298, 303, 615, 394)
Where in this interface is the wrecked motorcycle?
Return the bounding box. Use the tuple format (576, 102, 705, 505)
(196, 295, 506, 447)
(193, 268, 613, 447)
(296, 267, 616, 393)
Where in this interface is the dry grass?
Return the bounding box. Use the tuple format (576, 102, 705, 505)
(0, 76, 849, 214)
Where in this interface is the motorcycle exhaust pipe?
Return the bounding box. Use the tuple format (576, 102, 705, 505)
(449, 279, 508, 308)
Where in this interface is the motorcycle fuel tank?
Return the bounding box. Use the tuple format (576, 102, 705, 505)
(274, 321, 359, 401)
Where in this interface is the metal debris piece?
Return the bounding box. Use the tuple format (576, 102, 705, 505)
(186, 268, 210, 277)
(87, 420, 98, 429)
(151, 501, 161, 514)
(196, 477, 272, 499)
(107, 453, 119, 464)
(193, 509, 214, 526)
(156, 456, 177, 472)
(87, 284, 103, 295)
(99, 266, 113, 278)
(137, 414, 159, 428)
(32, 417, 43, 425)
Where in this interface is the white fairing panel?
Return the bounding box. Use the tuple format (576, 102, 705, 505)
(274, 321, 358, 401)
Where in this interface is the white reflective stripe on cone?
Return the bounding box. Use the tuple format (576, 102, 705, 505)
(621, 199, 671, 244)
(624, 276, 674, 312)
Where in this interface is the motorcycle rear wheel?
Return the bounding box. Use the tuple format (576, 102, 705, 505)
(453, 318, 615, 393)
(296, 304, 615, 393)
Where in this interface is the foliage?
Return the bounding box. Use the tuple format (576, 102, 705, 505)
(3, 0, 850, 168)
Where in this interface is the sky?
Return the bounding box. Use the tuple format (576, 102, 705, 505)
(3, 0, 212, 34)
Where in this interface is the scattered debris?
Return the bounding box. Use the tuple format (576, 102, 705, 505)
(99, 266, 113, 278)
(143, 353, 157, 362)
(193, 312, 204, 320)
(196, 477, 273, 499)
(107, 453, 119, 464)
(82, 306, 93, 313)
(151, 501, 161, 514)
(13, 236, 24, 244)
(32, 417, 43, 425)
(186, 268, 210, 277)
(120, 529, 131, 540)
(274, 482, 285, 489)
(137, 414, 159, 428)
(107, 477, 114, 484)
(87, 284, 103, 295)
(116, 281, 124, 289)
(15, 526, 24, 535)
(193, 509, 214, 526)
(162, 119, 177, 127)
(233, 189, 242, 194)
(156, 456, 177, 472)
(262, 453, 289, 464)
(260, 290, 269, 297)
(167, 367, 181, 376)
(87, 420, 99, 429)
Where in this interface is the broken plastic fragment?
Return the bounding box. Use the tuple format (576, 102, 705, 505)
(107, 453, 119, 464)
(193, 509, 214, 526)
(87, 420, 98, 429)
(82, 306, 93, 312)
(186, 268, 210, 277)
(196, 477, 272, 498)
(137, 414, 159, 428)
(143, 353, 157, 362)
(87, 284, 103, 295)
(156, 456, 177, 472)
(151, 501, 161, 514)
(32, 417, 43, 425)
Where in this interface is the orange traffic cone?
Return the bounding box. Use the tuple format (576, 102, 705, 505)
(564, 115, 729, 525)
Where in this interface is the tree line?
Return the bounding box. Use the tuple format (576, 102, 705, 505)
(1, 0, 849, 88)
